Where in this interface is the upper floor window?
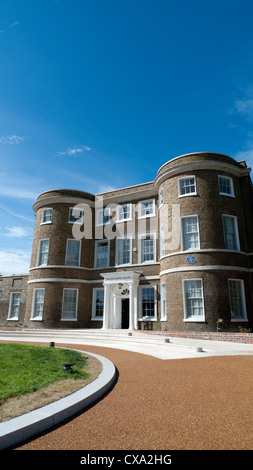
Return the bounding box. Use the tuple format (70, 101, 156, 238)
(41, 208, 53, 224)
(117, 203, 132, 222)
(138, 198, 155, 218)
(178, 176, 196, 197)
(183, 279, 204, 321)
(139, 232, 156, 263)
(116, 237, 132, 265)
(96, 207, 111, 226)
(228, 280, 247, 321)
(218, 176, 234, 197)
(68, 207, 84, 224)
(95, 240, 110, 268)
(37, 239, 49, 266)
(222, 215, 240, 251)
(31, 288, 45, 320)
(65, 239, 81, 266)
(181, 216, 200, 251)
(61, 288, 78, 321)
(8, 292, 21, 320)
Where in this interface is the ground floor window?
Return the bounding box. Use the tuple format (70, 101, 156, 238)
(183, 279, 204, 321)
(92, 288, 104, 320)
(228, 279, 247, 321)
(139, 285, 156, 320)
(31, 288, 45, 320)
(160, 283, 167, 321)
(8, 292, 21, 320)
(61, 288, 78, 320)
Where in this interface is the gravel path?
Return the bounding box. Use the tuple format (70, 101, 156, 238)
(16, 344, 253, 451)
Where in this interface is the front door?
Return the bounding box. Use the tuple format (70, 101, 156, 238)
(121, 298, 129, 329)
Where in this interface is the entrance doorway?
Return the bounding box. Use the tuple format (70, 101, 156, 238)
(121, 298, 129, 329)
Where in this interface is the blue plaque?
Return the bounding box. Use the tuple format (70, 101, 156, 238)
(187, 255, 195, 263)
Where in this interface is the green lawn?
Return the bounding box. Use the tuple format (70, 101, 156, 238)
(0, 343, 89, 404)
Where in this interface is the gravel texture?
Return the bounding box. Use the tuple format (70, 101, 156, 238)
(16, 344, 253, 451)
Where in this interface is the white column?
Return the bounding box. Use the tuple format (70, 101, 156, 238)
(102, 283, 110, 329)
(133, 282, 138, 330)
(129, 283, 134, 330)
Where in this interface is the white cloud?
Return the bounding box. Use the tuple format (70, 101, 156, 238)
(234, 99, 253, 120)
(8, 22, 20, 29)
(235, 147, 253, 170)
(57, 145, 91, 156)
(3, 226, 32, 238)
(0, 134, 25, 145)
(0, 184, 36, 200)
(0, 249, 30, 275)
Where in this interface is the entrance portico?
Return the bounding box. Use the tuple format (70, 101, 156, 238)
(101, 271, 141, 330)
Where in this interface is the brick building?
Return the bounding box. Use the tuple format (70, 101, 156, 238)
(1, 152, 253, 332)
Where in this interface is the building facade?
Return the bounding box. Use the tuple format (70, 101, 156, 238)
(1, 152, 253, 332)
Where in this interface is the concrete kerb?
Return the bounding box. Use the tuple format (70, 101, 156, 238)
(0, 349, 116, 450)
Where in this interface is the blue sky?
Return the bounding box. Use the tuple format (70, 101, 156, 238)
(1, 0, 253, 275)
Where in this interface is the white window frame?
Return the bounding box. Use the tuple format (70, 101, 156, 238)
(94, 239, 110, 268)
(65, 239, 81, 267)
(183, 279, 205, 322)
(228, 279, 247, 322)
(139, 284, 157, 321)
(181, 215, 200, 251)
(68, 207, 84, 224)
(116, 236, 132, 266)
(178, 176, 197, 197)
(160, 283, 167, 321)
(218, 175, 235, 197)
(222, 215, 240, 251)
(8, 292, 21, 320)
(96, 207, 111, 226)
(138, 198, 155, 219)
(31, 288, 45, 320)
(41, 208, 53, 224)
(61, 288, 78, 321)
(116, 203, 132, 222)
(37, 238, 50, 266)
(159, 186, 164, 207)
(92, 287, 104, 320)
(138, 232, 157, 264)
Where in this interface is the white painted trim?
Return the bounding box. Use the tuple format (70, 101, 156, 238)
(29, 261, 160, 272)
(92, 287, 104, 320)
(160, 265, 251, 275)
(138, 198, 156, 219)
(28, 278, 91, 284)
(160, 248, 253, 259)
(94, 239, 110, 268)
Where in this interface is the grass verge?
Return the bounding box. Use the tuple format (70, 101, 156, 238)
(0, 343, 102, 422)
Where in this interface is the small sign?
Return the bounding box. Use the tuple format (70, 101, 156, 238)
(187, 255, 195, 263)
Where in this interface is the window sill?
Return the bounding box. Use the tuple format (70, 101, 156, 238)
(30, 317, 43, 321)
(7, 317, 19, 321)
(178, 192, 197, 198)
(184, 318, 205, 322)
(219, 193, 235, 198)
(61, 318, 77, 321)
(231, 318, 248, 322)
(91, 317, 103, 321)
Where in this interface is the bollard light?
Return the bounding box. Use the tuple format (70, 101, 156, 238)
(63, 363, 73, 373)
